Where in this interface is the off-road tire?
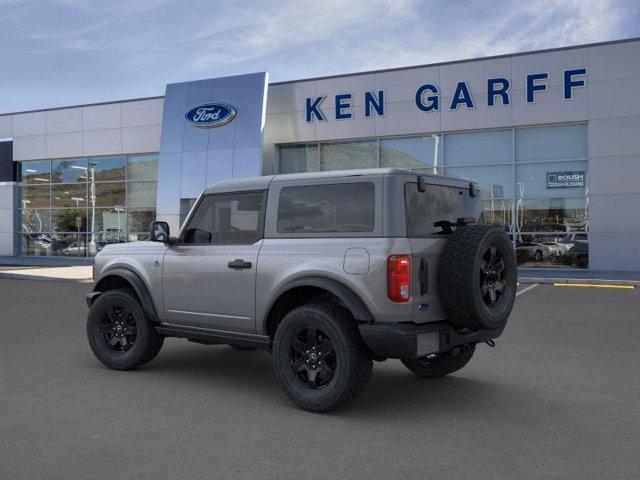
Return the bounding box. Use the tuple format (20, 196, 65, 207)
(438, 225, 517, 331)
(272, 303, 373, 412)
(401, 344, 475, 378)
(87, 289, 164, 370)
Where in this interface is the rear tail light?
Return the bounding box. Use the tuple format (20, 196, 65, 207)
(388, 255, 411, 302)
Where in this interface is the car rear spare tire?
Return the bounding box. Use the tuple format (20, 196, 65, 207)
(437, 225, 517, 331)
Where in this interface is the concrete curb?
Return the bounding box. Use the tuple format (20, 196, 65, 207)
(519, 277, 639, 287)
(0, 272, 93, 284)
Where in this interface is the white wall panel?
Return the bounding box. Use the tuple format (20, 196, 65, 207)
(588, 77, 640, 120)
(588, 155, 640, 195)
(588, 41, 640, 81)
(122, 125, 161, 154)
(264, 111, 316, 144)
(83, 128, 122, 156)
(13, 135, 46, 160)
(589, 116, 640, 157)
(267, 81, 316, 114)
(374, 66, 439, 103)
(13, 112, 46, 136)
(0, 115, 11, 137)
(46, 108, 82, 134)
(82, 103, 122, 131)
(46, 131, 83, 158)
(122, 98, 164, 127)
(512, 86, 587, 125)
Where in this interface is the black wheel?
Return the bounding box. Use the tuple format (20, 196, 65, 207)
(229, 345, 254, 351)
(87, 289, 164, 370)
(438, 225, 517, 331)
(533, 250, 543, 262)
(401, 344, 475, 378)
(272, 303, 372, 412)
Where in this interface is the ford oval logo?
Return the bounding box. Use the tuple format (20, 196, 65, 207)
(184, 103, 236, 128)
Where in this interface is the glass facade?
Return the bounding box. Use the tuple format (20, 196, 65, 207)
(18, 154, 158, 257)
(277, 124, 588, 268)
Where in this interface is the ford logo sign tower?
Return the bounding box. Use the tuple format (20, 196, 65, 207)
(184, 103, 237, 128)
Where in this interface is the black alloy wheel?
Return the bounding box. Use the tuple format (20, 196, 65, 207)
(87, 289, 164, 370)
(272, 303, 373, 412)
(290, 327, 336, 389)
(101, 305, 137, 352)
(480, 246, 506, 308)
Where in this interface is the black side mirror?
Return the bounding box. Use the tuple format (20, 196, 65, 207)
(150, 221, 170, 242)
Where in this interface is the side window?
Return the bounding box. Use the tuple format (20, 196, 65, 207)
(182, 192, 265, 245)
(277, 182, 375, 234)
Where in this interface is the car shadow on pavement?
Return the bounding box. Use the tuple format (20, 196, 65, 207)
(95, 340, 557, 420)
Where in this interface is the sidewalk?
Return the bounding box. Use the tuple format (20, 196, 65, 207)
(0, 266, 93, 283)
(518, 268, 640, 287)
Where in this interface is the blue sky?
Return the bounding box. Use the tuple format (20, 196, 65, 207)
(1, 0, 639, 113)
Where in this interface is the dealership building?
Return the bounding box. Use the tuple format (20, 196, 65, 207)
(1, 38, 639, 271)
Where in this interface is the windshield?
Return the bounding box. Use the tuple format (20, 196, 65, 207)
(405, 182, 482, 236)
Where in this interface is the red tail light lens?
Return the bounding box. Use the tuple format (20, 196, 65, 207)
(388, 255, 411, 302)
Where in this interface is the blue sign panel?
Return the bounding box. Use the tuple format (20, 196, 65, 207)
(546, 170, 586, 189)
(185, 103, 237, 128)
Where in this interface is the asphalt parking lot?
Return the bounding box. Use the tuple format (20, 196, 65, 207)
(1, 279, 639, 480)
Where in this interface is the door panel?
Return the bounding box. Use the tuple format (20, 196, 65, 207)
(162, 242, 261, 333)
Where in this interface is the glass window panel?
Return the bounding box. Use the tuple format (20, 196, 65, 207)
(516, 161, 587, 198)
(482, 199, 513, 231)
(21, 233, 53, 256)
(405, 183, 483, 236)
(445, 165, 514, 198)
(127, 233, 150, 242)
(50, 233, 87, 257)
(127, 154, 158, 181)
(20, 209, 51, 233)
(516, 124, 587, 162)
(183, 192, 264, 244)
(279, 145, 319, 174)
(516, 233, 588, 269)
(52, 209, 87, 232)
(128, 208, 156, 233)
(443, 130, 512, 166)
(51, 158, 88, 183)
(52, 183, 87, 208)
(515, 197, 587, 233)
(20, 161, 50, 184)
(90, 156, 125, 182)
(180, 199, 197, 227)
(89, 234, 126, 256)
(320, 140, 378, 171)
(21, 185, 50, 209)
(277, 183, 375, 234)
(380, 135, 441, 171)
(93, 182, 125, 207)
(89, 207, 127, 238)
(127, 181, 157, 207)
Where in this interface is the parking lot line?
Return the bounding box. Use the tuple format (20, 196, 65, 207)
(516, 284, 538, 296)
(553, 283, 635, 289)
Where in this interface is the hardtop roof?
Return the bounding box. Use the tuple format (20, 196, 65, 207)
(202, 168, 475, 194)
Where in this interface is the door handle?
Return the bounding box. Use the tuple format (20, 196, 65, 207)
(227, 258, 252, 269)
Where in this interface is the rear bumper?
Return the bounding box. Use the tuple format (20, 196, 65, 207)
(359, 321, 505, 360)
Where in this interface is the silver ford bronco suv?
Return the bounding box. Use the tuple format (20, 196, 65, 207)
(87, 168, 517, 412)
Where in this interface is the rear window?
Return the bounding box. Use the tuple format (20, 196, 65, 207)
(405, 182, 482, 236)
(277, 183, 375, 234)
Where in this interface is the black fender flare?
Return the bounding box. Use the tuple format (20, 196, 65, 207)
(92, 268, 159, 322)
(263, 276, 374, 332)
